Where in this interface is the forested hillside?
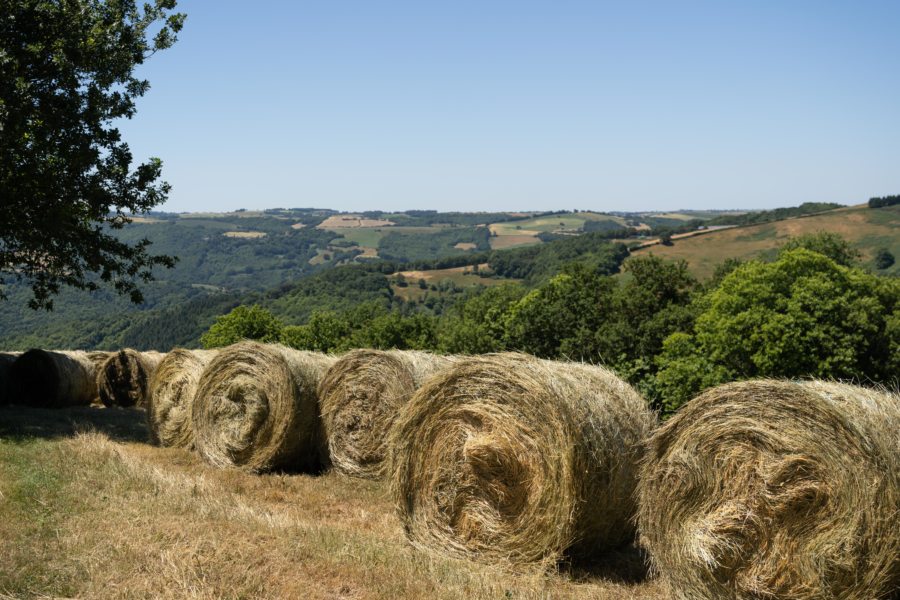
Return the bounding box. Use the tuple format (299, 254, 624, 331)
(1, 202, 896, 353)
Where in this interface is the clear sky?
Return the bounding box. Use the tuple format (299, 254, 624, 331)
(121, 1, 900, 213)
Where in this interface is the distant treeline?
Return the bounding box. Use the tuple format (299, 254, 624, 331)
(645, 202, 844, 237)
(869, 195, 900, 208)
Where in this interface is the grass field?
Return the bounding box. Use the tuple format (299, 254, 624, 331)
(223, 231, 267, 239)
(328, 228, 388, 250)
(392, 265, 516, 301)
(630, 205, 900, 278)
(326, 226, 454, 255)
(0, 406, 664, 599)
(486, 213, 629, 249)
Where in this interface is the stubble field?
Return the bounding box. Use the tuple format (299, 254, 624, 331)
(0, 406, 666, 600)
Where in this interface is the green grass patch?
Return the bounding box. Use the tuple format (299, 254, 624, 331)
(329, 228, 388, 249)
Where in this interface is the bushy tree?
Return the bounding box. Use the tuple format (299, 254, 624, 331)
(352, 313, 437, 350)
(504, 264, 616, 358)
(593, 256, 698, 395)
(874, 248, 895, 270)
(656, 249, 900, 411)
(437, 283, 526, 354)
(0, 0, 185, 309)
(280, 312, 352, 352)
(201, 305, 283, 348)
(779, 231, 860, 266)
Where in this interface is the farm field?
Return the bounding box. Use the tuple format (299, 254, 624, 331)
(631, 204, 900, 278)
(0, 406, 664, 600)
(487, 212, 630, 249)
(327, 227, 388, 251)
(324, 226, 456, 257)
(391, 264, 515, 301)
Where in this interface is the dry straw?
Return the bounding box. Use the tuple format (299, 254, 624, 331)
(192, 341, 336, 473)
(389, 352, 656, 566)
(637, 380, 900, 600)
(146, 348, 218, 448)
(97, 349, 165, 407)
(319, 349, 457, 479)
(0, 352, 22, 405)
(8, 349, 100, 407)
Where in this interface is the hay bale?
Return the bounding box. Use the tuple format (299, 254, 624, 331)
(319, 349, 458, 479)
(0, 352, 22, 405)
(192, 341, 336, 472)
(389, 352, 656, 565)
(85, 351, 114, 369)
(146, 349, 218, 448)
(637, 380, 900, 600)
(8, 349, 100, 407)
(97, 349, 165, 408)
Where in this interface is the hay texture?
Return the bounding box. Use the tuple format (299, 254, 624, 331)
(97, 350, 165, 407)
(637, 380, 900, 600)
(0, 352, 22, 405)
(319, 349, 457, 479)
(192, 342, 336, 472)
(389, 352, 656, 566)
(85, 351, 113, 369)
(146, 349, 218, 448)
(8, 349, 100, 407)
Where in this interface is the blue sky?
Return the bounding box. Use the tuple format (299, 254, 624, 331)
(121, 1, 900, 213)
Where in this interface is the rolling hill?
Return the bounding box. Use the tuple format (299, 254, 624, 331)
(0, 202, 895, 351)
(630, 204, 900, 278)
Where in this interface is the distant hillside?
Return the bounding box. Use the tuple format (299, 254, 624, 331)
(1, 201, 894, 351)
(631, 204, 900, 278)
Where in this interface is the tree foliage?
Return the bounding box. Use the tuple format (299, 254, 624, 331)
(874, 248, 895, 270)
(656, 249, 900, 410)
(201, 305, 284, 349)
(0, 0, 185, 308)
(779, 231, 861, 266)
(868, 195, 900, 209)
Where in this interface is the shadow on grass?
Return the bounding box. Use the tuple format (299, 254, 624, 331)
(559, 543, 650, 585)
(0, 404, 149, 443)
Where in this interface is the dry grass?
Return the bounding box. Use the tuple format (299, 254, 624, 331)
(222, 230, 267, 238)
(629, 205, 900, 278)
(0, 405, 666, 599)
(638, 380, 900, 600)
(318, 215, 396, 229)
(389, 353, 657, 567)
(489, 233, 543, 249)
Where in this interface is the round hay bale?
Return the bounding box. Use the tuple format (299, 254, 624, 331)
(0, 352, 22, 405)
(146, 349, 218, 448)
(192, 341, 336, 472)
(319, 349, 458, 479)
(8, 349, 99, 407)
(97, 349, 165, 408)
(389, 352, 656, 566)
(637, 380, 900, 600)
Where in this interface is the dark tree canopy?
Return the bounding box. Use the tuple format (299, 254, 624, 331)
(0, 0, 184, 309)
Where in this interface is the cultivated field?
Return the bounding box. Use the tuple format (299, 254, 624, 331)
(391, 265, 513, 301)
(223, 231, 267, 239)
(317, 215, 396, 229)
(0, 406, 664, 600)
(631, 204, 900, 278)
